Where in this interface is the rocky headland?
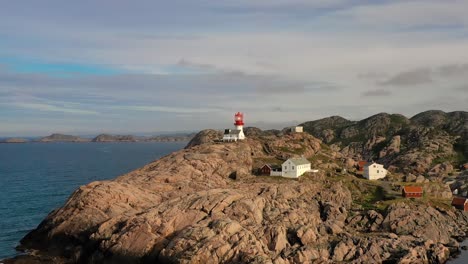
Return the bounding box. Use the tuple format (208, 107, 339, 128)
(5, 111, 468, 263)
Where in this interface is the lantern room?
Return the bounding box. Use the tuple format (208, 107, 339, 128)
(234, 112, 244, 126)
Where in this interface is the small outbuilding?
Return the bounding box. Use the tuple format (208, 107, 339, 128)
(462, 163, 468, 171)
(402, 186, 423, 198)
(288, 126, 303, 133)
(451, 197, 468, 211)
(259, 164, 272, 175)
(357, 161, 367, 172)
(259, 164, 281, 176)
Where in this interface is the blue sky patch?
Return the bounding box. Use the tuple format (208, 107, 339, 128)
(0, 57, 123, 77)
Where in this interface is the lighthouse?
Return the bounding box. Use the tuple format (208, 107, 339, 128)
(222, 112, 246, 142)
(234, 112, 244, 131)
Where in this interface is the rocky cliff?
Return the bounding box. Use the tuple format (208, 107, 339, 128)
(6, 128, 468, 264)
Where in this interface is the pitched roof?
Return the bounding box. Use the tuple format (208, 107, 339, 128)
(451, 197, 468, 206)
(358, 161, 367, 167)
(364, 162, 384, 168)
(403, 186, 423, 193)
(288, 157, 310, 166)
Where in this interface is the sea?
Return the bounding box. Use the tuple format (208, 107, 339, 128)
(0, 141, 187, 260)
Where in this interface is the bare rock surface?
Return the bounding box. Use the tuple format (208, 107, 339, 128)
(7, 128, 468, 263)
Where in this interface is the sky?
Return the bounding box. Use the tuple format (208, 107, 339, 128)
(1, 0, 467, 136)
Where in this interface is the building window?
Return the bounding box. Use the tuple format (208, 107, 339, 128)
(284, 166, 287, 170)
(377, 170, 379, 173)
(292, 166, 295, 170)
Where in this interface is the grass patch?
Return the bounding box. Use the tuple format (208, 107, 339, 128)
(278, 146, 306, 155)
(253, 157, 283, 165)
(308, 153, 332, 164)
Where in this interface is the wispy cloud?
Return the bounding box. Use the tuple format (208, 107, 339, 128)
(110, 105, 222, 114)
(361, 89, 392, 97)
(1, 102, 99, 115)
(437, 63, 468, 77)
(380, 68, 433, 86)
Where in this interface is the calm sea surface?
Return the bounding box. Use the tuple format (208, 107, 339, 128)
(0, 142, 186, 260)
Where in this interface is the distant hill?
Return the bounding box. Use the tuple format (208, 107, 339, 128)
(300, 110, 467, 174)
(0, 137, 29, 143)
(92, 133, 196, 142)
(37, 134, 90, 142)
(92, 134, 139, 142)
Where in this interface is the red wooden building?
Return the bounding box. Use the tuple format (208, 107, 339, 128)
(357, 161, 367, 172)
(451, 197, 468, 211)
(259, 164, 272, 175)
(402, 186, 423, 198)
(462, 163, 468, 171)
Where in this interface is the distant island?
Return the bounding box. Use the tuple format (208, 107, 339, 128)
(37, 133, 91, 142)
(0, 133, 196, 143)
(0, 138, 29, 143)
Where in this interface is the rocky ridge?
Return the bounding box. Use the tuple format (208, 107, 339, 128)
(6, 128, 468, 264)
(301, 110, 467, 175)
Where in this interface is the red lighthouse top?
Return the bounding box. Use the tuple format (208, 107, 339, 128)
(234, 112, 244, 126)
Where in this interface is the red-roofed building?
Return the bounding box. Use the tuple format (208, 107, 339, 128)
(259, 164, 272, 175)
(462, 163, 468, 171)
(357, 161, 367, 172)
(402, 186, 423, 198)
(451, 197, 468, 211)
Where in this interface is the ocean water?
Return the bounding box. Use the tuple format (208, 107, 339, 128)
(0, 142, 186, 260)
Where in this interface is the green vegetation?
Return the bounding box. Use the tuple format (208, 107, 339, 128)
(253, 157, 283, 165)
(431, 152, 466, 167)
(278, 146, 306, 155)
(389, 114, 409, 126)
(372, 140, 389, 156)
(308, 153, 332, 164)
(333, 133, 367, 147)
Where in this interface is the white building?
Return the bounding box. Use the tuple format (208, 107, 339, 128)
(223, 112, 246, 142)
(222, 129, 245, 142)
(282, 157, 311, 178)
(292, 126, 303, 133)
(285, 126, 303, 133)
(363, 162, 388, 180)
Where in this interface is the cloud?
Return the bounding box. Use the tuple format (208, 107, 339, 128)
(454, 85, 468, 91)
(1, 102, 99, 115)
(380, 68, 433, 86)
(361, 89, 392, 97)
(110, 105, 222, 114)
(358, 71, 388, 80)
(437, 63, 468, 77)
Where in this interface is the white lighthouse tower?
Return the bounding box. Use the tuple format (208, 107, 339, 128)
(222, 112, 246, 141)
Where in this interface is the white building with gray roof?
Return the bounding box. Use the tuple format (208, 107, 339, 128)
(282, 157, 311, 178)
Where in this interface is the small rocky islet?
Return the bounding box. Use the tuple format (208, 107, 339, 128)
(4, 110, 468, 263)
